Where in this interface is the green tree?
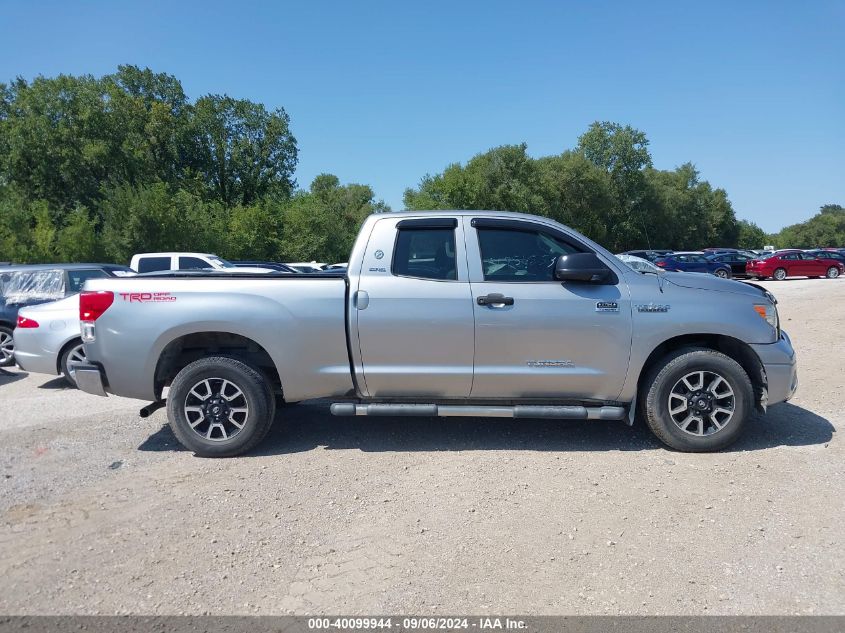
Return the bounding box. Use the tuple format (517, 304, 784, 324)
(282, 174, 388, 262)
(534, 151, 614, 245)
(189, 95, 297, 206)
(577, 121, 654, 248)
(224, 201, 284, 261)
(403, 124, 748, 253)
(735, 219, 768, 250)
(56, 207, 99, 262)
(30, 201, 57, 262)
(0, 66, 189, 217)
(99, 182, 222, 263)
(405, 144, 543, 213)
(773, 204, 845, 248)
(0, 186, 35, 262)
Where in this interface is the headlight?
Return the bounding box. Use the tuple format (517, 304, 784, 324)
(753, 303, 779, 331)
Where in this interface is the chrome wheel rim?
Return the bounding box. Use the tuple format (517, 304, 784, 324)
(668, 370, 735, 437)
(184, 378, 249, 441)
(0, 331, 13, 362)
(774, 269, 786, 280)
(66, 343, 86, 377)
(827, 267, 839, 279)
(715, 269, 728, 278)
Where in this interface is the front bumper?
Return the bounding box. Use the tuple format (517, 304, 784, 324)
(750, 330, 798, 406)
(74, 362, 109, 397)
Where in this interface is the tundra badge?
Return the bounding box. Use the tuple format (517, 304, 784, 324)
(636, 303, 670, 313)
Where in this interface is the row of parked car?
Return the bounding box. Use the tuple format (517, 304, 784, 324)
(0, 252, 349, 384)
(129, 252, 346, 274)
(620, 247, 845, 280)
(2, 245, 843, 389)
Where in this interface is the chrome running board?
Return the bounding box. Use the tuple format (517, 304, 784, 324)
(329, 403, 626, 421)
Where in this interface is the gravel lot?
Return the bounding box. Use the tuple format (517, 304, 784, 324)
(0, 279, 842, 615)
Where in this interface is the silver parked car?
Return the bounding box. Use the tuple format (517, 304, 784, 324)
(13, 294, 88, 386)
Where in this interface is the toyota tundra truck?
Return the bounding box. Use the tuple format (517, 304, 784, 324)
(73, 211, 798, 456)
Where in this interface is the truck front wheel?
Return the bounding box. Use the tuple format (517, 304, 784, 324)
(166, 356, 276, 457)
(641, 348, 753, 452)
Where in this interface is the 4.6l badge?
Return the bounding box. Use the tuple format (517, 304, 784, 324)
(595, 301, 619, 312)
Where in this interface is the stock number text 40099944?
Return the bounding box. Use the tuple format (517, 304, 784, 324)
(308, 617, 528, 630)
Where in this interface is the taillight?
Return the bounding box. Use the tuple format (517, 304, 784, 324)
(17, 316, 39, 328)
(80, 290, 114, 322)
(655, 261, 666, 267)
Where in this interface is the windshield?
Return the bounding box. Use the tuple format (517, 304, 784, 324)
(208, 257, 235, 268)
(1, 270, 65, 303)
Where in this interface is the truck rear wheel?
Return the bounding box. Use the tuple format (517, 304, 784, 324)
(166, 356, 276, 457)
(641, 348, 753, 452)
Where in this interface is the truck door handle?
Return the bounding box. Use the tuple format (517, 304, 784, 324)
(477, 293, 514, 307)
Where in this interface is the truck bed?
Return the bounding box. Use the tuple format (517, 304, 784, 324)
(82, 274, 354, 402)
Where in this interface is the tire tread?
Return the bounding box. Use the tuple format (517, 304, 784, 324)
(166, 356, 276, 457)
(642, 347, 752, 452)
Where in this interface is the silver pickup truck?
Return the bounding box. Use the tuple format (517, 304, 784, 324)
(74, 211, 797, 456)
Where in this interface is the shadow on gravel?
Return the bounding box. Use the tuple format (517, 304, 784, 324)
(0, 367, 27, 385)
(37, 376, 70, 390)
(728, 402, 834, 452)
(138, 425, 188, 452)
(138, 401, 833, 456)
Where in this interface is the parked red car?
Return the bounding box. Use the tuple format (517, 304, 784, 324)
(745, 250, 844, 280)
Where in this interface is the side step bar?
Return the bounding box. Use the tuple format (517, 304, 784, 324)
(330, 403, 626, 421)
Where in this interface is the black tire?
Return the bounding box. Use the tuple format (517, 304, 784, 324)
(59, 338, 87, 387)
(714, 268, 730, 279)
(166, 356, 276, 457)
(641, 347, 753, 452)
(0, 325, 13, 367)
(826, 266, 840, 279)
(773, 267, 787, 281)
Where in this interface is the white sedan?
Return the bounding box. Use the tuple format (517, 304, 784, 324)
(13, 294, 87, 387)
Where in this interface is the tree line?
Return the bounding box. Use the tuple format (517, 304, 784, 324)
(0, 65, 386, 265)
(1, 66, 841, 265)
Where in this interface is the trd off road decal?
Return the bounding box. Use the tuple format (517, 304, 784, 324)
(119, 292, 176, 303)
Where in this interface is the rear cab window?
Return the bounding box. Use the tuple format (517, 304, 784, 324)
(137, 257, 172, 273)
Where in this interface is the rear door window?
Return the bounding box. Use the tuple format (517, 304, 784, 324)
(392, 228, 457, 280)
(178, 256, 212, 270)
(137, 257, 172, 273)
(66, 269, 107, 293)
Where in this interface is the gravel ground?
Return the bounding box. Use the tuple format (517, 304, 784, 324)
(0, 278, 842, 615)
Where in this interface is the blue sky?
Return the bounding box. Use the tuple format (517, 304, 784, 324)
(1, 0, 842, 232)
